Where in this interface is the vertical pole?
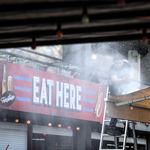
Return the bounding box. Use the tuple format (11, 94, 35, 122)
(123, 120, 128, 150)
(85, 123, 91, 150)
(114, 137, 119, 149)
(146, 136, 149, 150)
(99, 103, 107, 150)
(27, 123, 33, 150)
(99, 87, 109, 150)
(73, 128, 77, 150)
(132, 121, 137, 150)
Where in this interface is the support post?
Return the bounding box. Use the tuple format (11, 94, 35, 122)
(27, 123, 33, 150)
(85, 123, 91, 150)
(114, 137, 119, 149)
(132, 121, 137, 150)
(146, 136, 150, 150)
(73, 128, 77, 150)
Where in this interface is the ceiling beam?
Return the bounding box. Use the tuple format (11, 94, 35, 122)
(0, 0, 149, 13)
(0, 9, 150, 27)
(0, 33, 148, 48)
(0, 21, 149, 39)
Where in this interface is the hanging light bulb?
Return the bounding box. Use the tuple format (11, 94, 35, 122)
(130, 105, 133, 110)
(118, 0, 125, 5)
(142, 29, 148, 43)
(27, 120, 31, 124)
(92, 54, 97, 60)
(15, 119, 19, 123)
(137, 135, 140, 138)
(31, 37, 36, 49)
(58, 124, 61, 127)
(3, 118, 7, 122)
(76, 127, 80, 130)
(56, 23, 63, 38)
(81, 7, 90, 23)
(48, 123, 52, 126)
(142, 36, 148, 43)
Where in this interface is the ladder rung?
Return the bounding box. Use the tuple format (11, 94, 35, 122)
(128, 121, 133, 123)
(104, 120, 111, 122)
(102, 134, 125, 137)
(117, 120, 127, 123)
(104, 120, 127, 123)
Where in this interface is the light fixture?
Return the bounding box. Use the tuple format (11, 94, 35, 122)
(3, 118, 7, 122)
(48, 123, 52, 126)
(118, 0, 125, 5)
(15, 119, 19, 123)
(31, 37, 36, 49)
(81, 7, 89, 23)
(142, 29, 148, 43)
(92, 54, 97, 60)
(58, 124, 61, 128)
(27, 120, 31, 124)
(142, 36, 148, 43)
(134, 121, 138, 124)
(145, 123, 149, 126)
(67, 126, 71, 129)
(76, 127, 80, 130)
(43, 134, 46, 136)
(56, 23, 63, 38)
(130, 105, 133, 110)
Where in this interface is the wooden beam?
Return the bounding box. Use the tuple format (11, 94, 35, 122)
(0, 32, 147, 48)
(0, 9, 150, 27)
(106, 102, 150, 123)
(0, 0, 149, 12)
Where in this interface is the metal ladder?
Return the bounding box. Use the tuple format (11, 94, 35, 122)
(99, 103, 128, 150)
(99, 87, 137, 150)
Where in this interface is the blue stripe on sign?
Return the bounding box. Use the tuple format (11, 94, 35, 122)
(17, 96, 31, 102)
(83, 89, 96, 95)
(83, 98, 95, 103)
(15, 86, 31, 92)
(13, 75, 31, 82)
(83, 108, 93, 112)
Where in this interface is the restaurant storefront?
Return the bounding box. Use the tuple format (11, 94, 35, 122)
(0, 60, 104, 150)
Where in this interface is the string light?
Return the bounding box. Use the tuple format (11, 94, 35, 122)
(48, 123, 52, 126)
(145, 123, 149, 126)
(27, 120, 31, 124)
(81, 7, 89, 23)
(142, 29, 148, 43)
(31, 37, 36, 49)
(118, 0, 125, 5)
(142, 36, 148, 43)
(15, 119, 19, 123)
(58, 124, 61, 127)
(92, 54, 97, 60)
(130, 105, 133, 110)
(3, 118, 7, 122)
(76, 127, 80, 130)
(56, 23, 63, 38)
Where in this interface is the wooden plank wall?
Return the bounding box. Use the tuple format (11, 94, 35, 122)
(106, 102, 150, 123)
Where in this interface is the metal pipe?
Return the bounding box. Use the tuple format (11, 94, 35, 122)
(115, 96, 150, 106)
